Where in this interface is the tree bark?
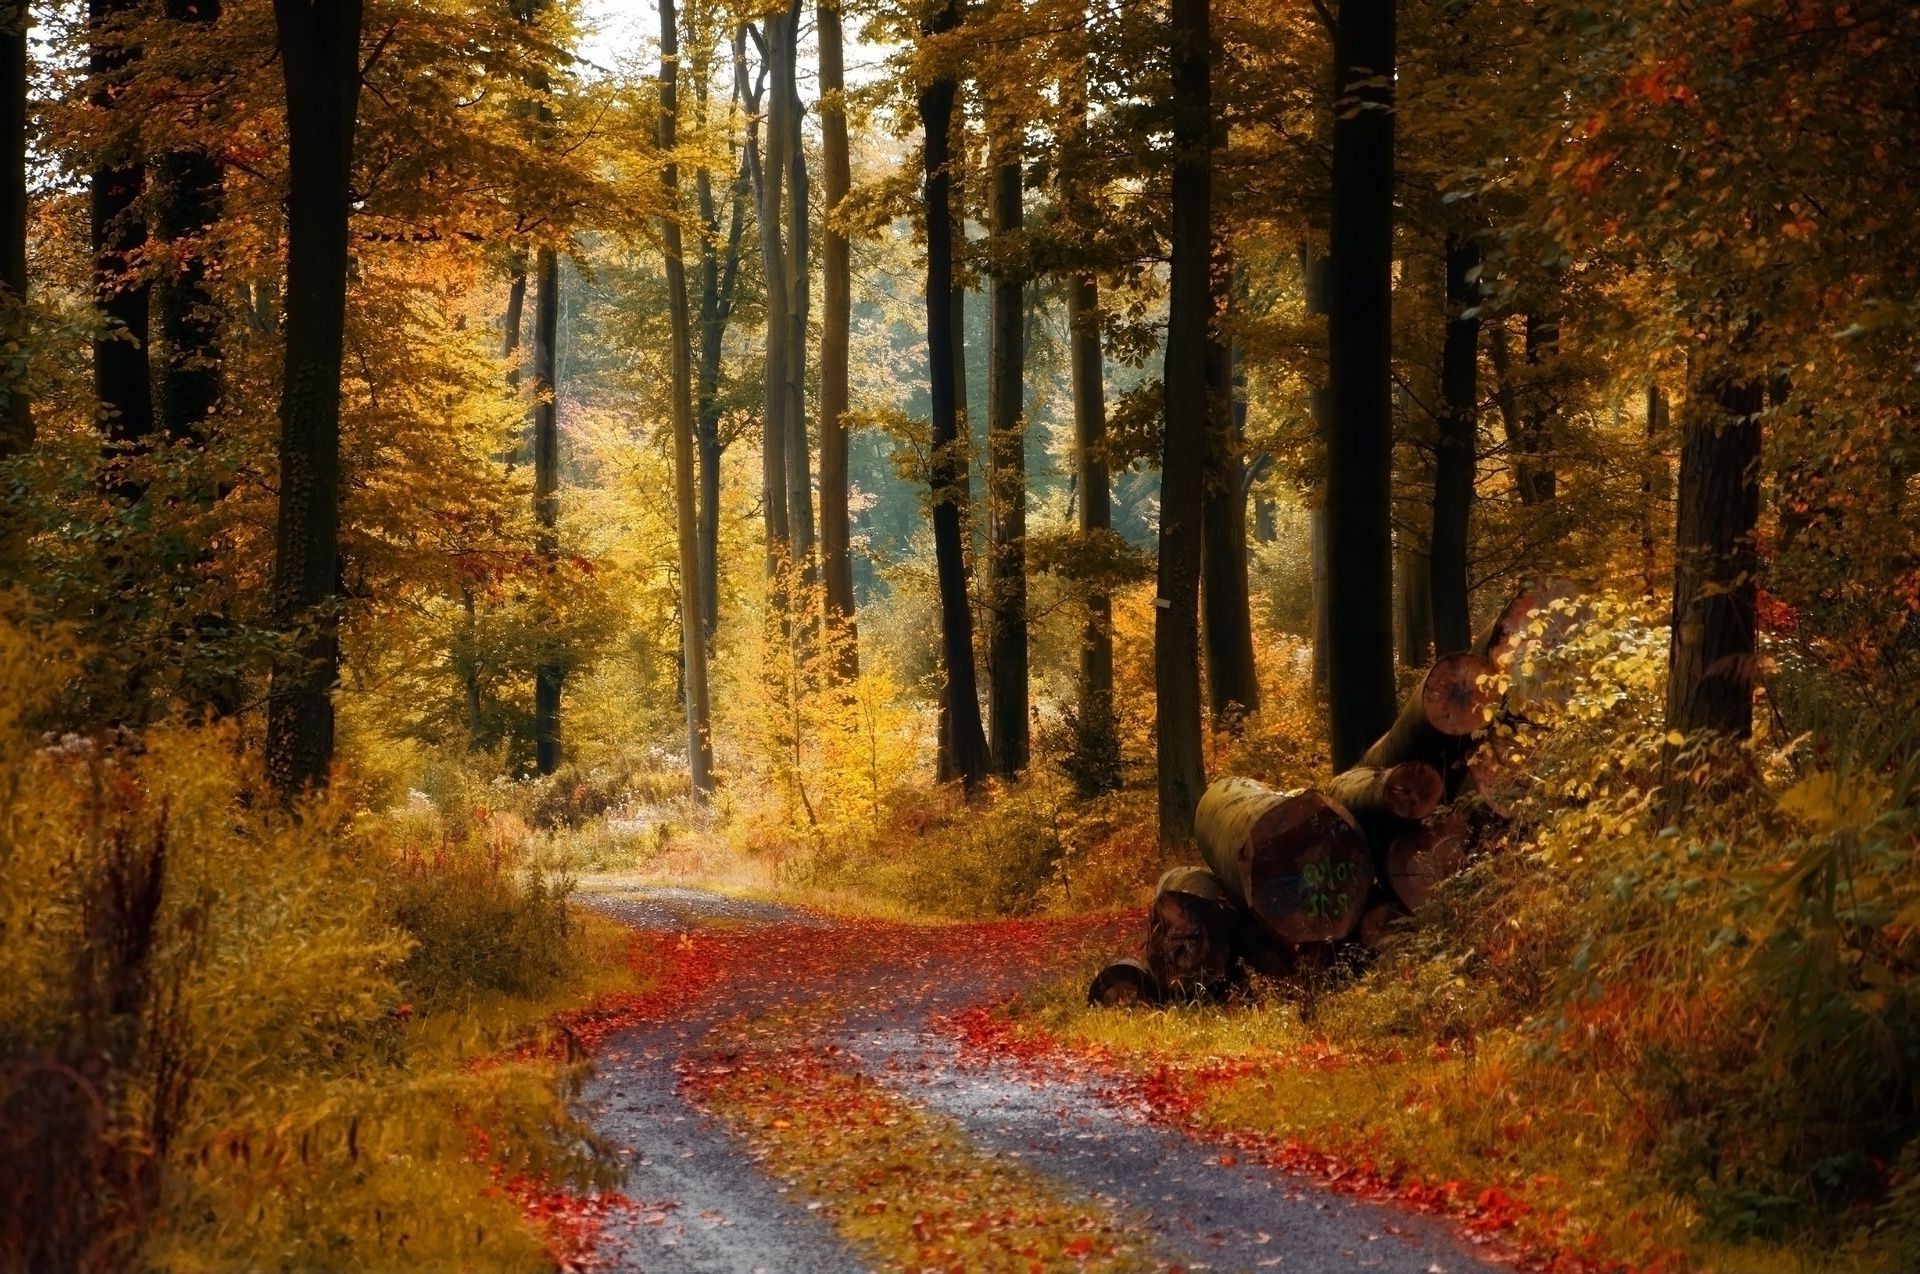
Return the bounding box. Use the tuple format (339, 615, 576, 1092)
(1430, 233, 1479, 654)
(749, 19, 791, 581)
(1202, 262, 1258, 726)
(0, 0, 30, 457)
(1518, 308, 1559, 503)
(697, 58, 750, 643)
(986, 143, 1028, 775)
(1156, 0, 1212, 842)
(90, 0, 152, 445)
(265, 0, 363, 798)
(1067, 274, 1114, 775)
(919, 0, 990, 787)
(530, 243, 562, 774)
(1665, 370, 1762, 741)
(1642, 381, 1668, 602)
(778, 0, 814, 585)
(152, 0, 223, 445)
(659, 0, 715, 802)
(1395, 540, 1432, 668)
(818, 0, 857, 677)
(1324, 0, 1399, 770)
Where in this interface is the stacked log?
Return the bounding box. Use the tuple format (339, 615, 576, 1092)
(1086, 585, 1580, 1007)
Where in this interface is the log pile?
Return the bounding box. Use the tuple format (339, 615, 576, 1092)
(1089, 585, 1575, 1008)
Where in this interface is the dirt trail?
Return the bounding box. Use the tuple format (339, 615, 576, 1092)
(576, 885, 1502, 1274)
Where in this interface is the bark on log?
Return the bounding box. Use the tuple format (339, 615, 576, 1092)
(1088, 957, 1160, 1008)
(1383, 809, 1469, 912)
(1355, 652, 1495, 774)
(1324, 761, 1443, 841)
(1194, 778, 1374, 944)
(1148, 867, 1234, 997)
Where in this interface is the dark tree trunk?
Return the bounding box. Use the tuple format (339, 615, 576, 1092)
(1067, 274, 1114, 777)
(1665, 371, 1762, 741)
(1642, 381, 1668, 601)
(152, 0, 223, 445)
(986, 146, 1028, 775)
(818, 0, 857, 677)
(1157, 0, 1212, 842)
(265, 0, 363, 798)
(1519, 308, 1559, 503)
(1430, 234, 1479, 654)
(0, 0, 30, 456)
(90, 0, 152, 445)
(659, 0, 714, 801)
(1395, 540, 1432, 668)
(920, 0, 990, 787)
(530, 243, 562, 775)
(1324, 0, 1399, 770)
(1202, 264, 1258, 727)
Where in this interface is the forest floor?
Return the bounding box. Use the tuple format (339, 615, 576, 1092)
(555, 884, 1508, 1274)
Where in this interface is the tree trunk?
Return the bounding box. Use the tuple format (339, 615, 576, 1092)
(1395, 540, 1432, 668)
(1430, 234, 1479, 654)
(1324, 0, 1399, 770)
(1067, 274, 1114, 778)
(90, 0, 152, 445)
(265, 0, 363, 798)
(1309, 495, 1329, 690)
(779, 0, 814, 586)
(1665, 370, 1762, 742)
(530, 243, 562, 775)
(0, 0, 30, 457)
(1518, 308, 1559, 503)
(986, 144, 1028, 776)
(919, 0, 990, 787)
(750, 19, 791, 581)
(1202, 263, 1258, 727)
(1156, 0, 1211, 842)
(1194, 778, 1374, 945)
(1642, 381, 1668, 602)
(659, 0, 714, 802)
(818, 0, 857, 677)
(152, 0, 223, 445)
(696, 75, 749, 645)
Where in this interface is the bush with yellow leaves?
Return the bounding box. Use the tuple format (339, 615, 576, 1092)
(0, 620, 600, 1273)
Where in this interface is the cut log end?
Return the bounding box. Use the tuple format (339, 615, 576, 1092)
(1147, 886, 1234, 996)
(1384, 811, 1470, 912)
(1357, 900, 1410, 950)
(1243, 790, 1374, 945)
(1088, 958, 1160, 1008)
(1423, 651, 1498, 736)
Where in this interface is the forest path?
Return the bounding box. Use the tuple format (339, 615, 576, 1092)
(574, 884, 1501, 1274)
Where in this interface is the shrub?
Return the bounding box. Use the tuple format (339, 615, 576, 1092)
(0, 623, 599, 1273)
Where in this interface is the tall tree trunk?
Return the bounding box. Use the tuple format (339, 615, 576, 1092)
(265, 0, 363, 798)
(0, 0, 30, 457)
(780, 0, 814, 585)
(1430, 233, 1478, 654)
(152, 0, 222, 445)
(695, 71, 749, 644)
(936, 76, 970, 784)
(90, 0, 152, 445)
(530, 243, 562, 775)
(1156, 0, 1211, 842)
(1665, 370, 1761, 741)
(659, 0, 714, 801)
(818, 0, 857, 677)
(986, 142, 1027, 775)
(752, 18, 792, 584)
(919, 0, 990, 788)
(1202, 262, 1258, 727)
(1067, 274, 1113, 773)
(1642, 381, 1668, 601)
(1395, 539, 1431, 667)
(1324, 0, 1399, 769)
(1301, 241, 1330, 691)
(1518, 307, 1559, 503)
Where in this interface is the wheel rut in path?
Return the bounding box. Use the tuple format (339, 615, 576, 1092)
(576, 885, 1504, 1274)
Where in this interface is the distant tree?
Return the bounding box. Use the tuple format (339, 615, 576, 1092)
(0, 0, 28, 459)
(985, 78, 1028, 776)
(818, 0, 857, 677)
(89, 0, 152, 445)
(1430, 234, 1479, 654)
